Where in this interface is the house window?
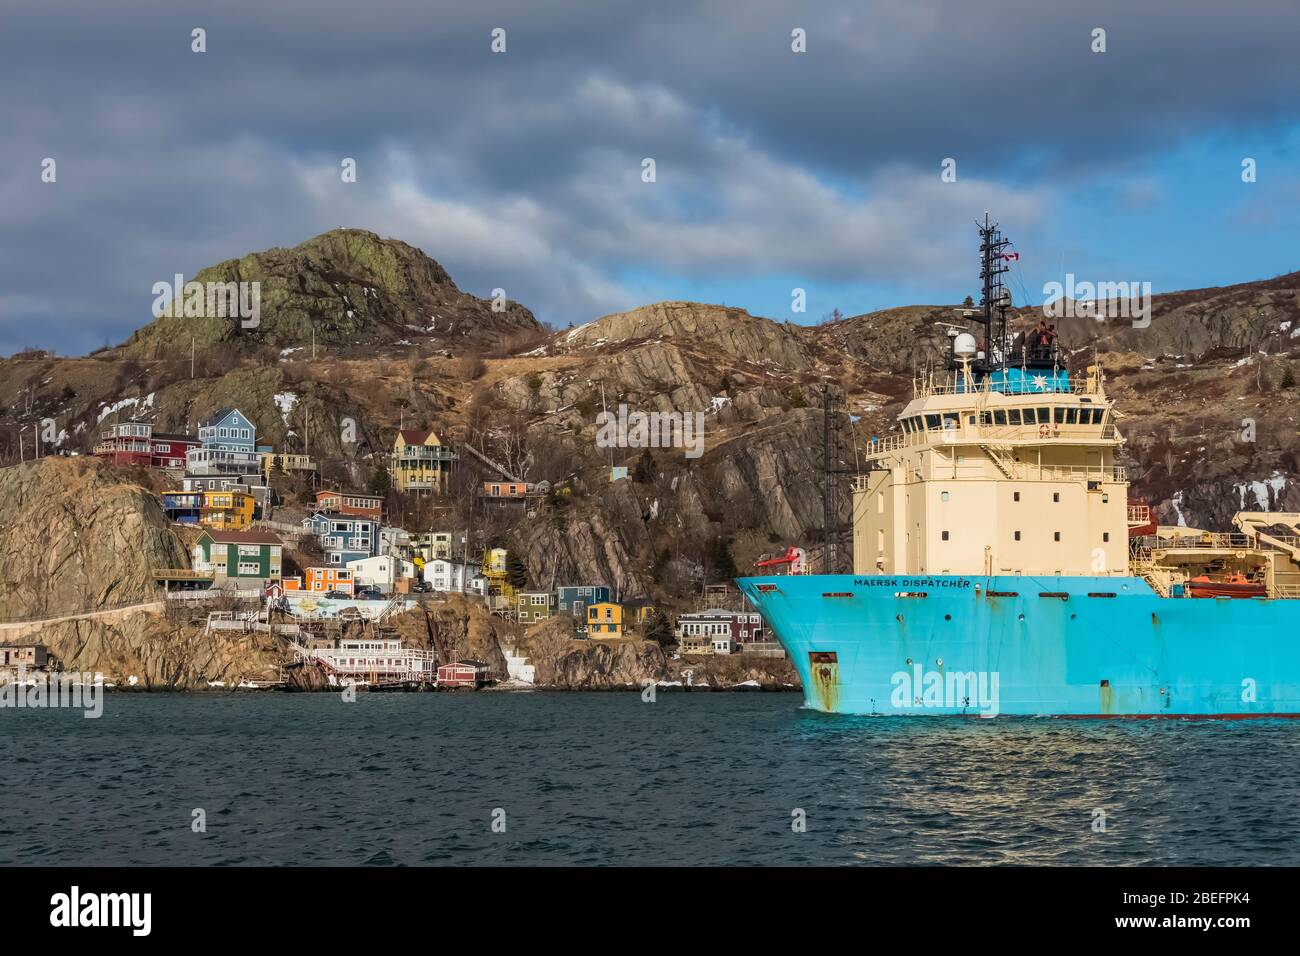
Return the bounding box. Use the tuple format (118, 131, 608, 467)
(237, 562, 260, 575)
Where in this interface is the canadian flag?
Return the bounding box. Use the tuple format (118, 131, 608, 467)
(1002, 252, 1021, 261)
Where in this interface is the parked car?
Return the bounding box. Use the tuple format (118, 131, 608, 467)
(412, 581, 433, 593)
(355, 587, 384, 600)
(324, 590, 351, 599)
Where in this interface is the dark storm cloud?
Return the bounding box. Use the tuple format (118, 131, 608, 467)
(1, 0, 1297, 353)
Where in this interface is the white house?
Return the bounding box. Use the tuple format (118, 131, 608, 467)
(423, 558, 483, 594)
(380, 526, 412, 558)
(346, 555, 416, 593)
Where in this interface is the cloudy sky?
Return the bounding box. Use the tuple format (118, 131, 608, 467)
(3, 0, 1299, 355)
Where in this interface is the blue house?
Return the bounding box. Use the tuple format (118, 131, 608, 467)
(302, 511, 381, 565)
(189, 408, 263, 475)
(558, 585, 611, 632)
(161, 491, 203, 525)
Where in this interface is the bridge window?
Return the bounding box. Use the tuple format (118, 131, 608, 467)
(1014, 531, 1021, 541)
(1053, 492, 1060, 502)
(979, 412, 992, 426)
(1054, 407, 1065, 424)
(941, 531, 950, 541)
(1066, 408, 1078, 425)
(1054, 531, 1061, 541)
(1008, 409, 1021, 425)
(1103, 532, 1110, 542)
(1013, 491, 1020, 501)
(925, 414, 940, 429)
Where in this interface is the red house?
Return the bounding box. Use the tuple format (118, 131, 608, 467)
(437, 660, 490, 688)
(314, 489, 383, 520)
(94, 421, 200, 472)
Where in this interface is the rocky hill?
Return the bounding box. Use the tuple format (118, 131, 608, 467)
(122, 229, 540, 358)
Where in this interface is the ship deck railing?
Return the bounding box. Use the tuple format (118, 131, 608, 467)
(914, 378, 1102, 398)
(852, 462, 1126, 489)
(1135, 532, 1261, 553)
(862, 425, 1121, 460)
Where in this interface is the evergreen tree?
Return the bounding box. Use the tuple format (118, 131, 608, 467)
(706, 537, 739, 582)
(644, 608, 675, 648)
(368, 462, 392, 498)
(505, 550, 530, 589)
(633, 449, 656, 484)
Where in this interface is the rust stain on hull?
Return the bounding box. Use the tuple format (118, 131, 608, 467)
(808, 651, 839, 711)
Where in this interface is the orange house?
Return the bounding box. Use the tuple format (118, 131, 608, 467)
(483, 481, 531, 498)
(283, 567, 355, 595)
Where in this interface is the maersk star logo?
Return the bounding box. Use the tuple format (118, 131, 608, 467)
(1031, 374, 1049, 391)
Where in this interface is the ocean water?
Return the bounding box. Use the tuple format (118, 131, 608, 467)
(3, 690, 1298, 866)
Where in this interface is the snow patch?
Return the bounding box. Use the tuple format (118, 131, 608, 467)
(1235, 472, 1287, 511)
(273, 392, 298, 424)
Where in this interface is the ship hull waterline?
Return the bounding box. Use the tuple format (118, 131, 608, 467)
(736, 574, 1300, 717)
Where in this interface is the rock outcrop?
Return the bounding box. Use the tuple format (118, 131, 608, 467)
(0, 457, 188, 619)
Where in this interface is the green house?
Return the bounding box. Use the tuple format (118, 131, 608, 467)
(193, 529, 283, 585)
(515, 591, 557, 625)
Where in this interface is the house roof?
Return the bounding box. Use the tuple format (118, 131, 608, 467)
(315, 489, 382, 502)
(152, 432, 198, 442)
(305, 510, 378, 523)
(398, 428, 437, 445)
(200, 407, 238, 427)
(200, 529, 283, 545)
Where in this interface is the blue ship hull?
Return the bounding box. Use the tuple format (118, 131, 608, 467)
(736, 574, 1300, 717)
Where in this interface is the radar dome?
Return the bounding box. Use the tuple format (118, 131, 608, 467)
(953, 332, 978, 356)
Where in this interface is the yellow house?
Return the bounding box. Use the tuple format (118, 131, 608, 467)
(200, 490, 256, 530)
(260, 451, 317, 480)
(390, 429, 456, 493)
(587, 602, 624, 639)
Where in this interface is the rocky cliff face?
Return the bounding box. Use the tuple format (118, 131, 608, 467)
(387, 595, 513, 679)
(28, 612, 285, 688)
(0, 457, 188, 619)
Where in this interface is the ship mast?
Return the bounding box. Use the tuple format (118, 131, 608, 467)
(977, 213, 1011, 373)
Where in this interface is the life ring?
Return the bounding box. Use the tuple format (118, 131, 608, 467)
(1038, 424, 1050, 438)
